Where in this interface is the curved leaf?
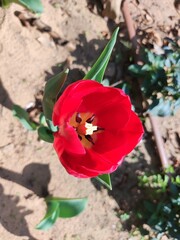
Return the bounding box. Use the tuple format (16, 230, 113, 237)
(149, 98, 173, 116)
(39, 113, 46, 126)
(96, 174, 112, 190)
(43, 69, 69, 120)
(38, 126, 54, 143)
(36, 201, 59, 230)
(46, 119, 58, 132)
(18, 0, 43, 13)
(83, 27, 119, 82)
(1, 0, 43, 13)
(36, 197, 88, 230)
(12, 104, 37, 131)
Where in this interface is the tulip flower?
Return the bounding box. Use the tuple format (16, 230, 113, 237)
(52, 80, 144, 178)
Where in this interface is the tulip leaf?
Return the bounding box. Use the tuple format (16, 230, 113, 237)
(12, 104, 37, 131)
(38, 126, 54, 143)
(36, 197, 88, 230)
(36, 199, 60, 230)
(149, 98, 173, 116)
(18, 0, 43, 13)
(0, 0, 43, 13)
(46, 119, 58, 132)
(43, 69, 69, 121)
(96, 174, 112, 190)
(83, 27, 119, 83)
(39, 113, 46, 126)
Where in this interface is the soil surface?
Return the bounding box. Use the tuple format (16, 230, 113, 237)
(0, 1, 179, 240)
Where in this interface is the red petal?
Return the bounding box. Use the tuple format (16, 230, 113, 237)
(100, 111, 144, 163)
(96, 102, 131, 131)
(120, 111, 144, 155)
(59, 149, 119, 178)
(78, 87, 131, 130)
(53, 96, 82, 125)
(53, 80, 103, 126)
(92, 130, 127, 154)
(53, 133, 64, 156)
(53, 124, 86, 155)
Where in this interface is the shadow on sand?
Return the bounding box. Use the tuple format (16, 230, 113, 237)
(0, 163, 51, 239)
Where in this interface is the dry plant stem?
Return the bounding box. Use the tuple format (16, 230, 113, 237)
(148, 115, 169, 168)
(121, 0, 169, 169)
(121, 0, 144, 111)
(121, 0, 141, 63)
(121, 1, 136, 47)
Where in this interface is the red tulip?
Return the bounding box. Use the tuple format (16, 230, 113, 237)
(52, 80, 144, 178)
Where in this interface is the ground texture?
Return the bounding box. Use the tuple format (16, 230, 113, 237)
(0, 0, 179, 239)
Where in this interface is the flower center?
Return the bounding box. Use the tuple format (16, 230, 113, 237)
(77, 122, 98, 136)
(69, 112, 103, 148)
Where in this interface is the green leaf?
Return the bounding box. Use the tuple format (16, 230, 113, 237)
(36, 197, 88, 230)
(1, 0, 43, 13)
(147, 50, 156, 63)
(141, 64, 152, 71)
(17, 0, 43, 13)
(101, 79, 110, 86)
(0, 0, 11, 7)
(120, 213, 130, 221)
(83, 27, 119, 82)
(96, 174, 112, 190)
(46, 119, 58, 132)
(128, 64, 142, 76)
(174, 98, 180, 114)
(175, 176, 180, 185)
(149, 98, 173, 116)
(119, 82, 130, 95)
(38, 126, 54, 143)
(39, 113, 46, 126)
(43, 69, 69, 121)
(12, 104, 37, 130)
(144, 201, 156, 213)
(36, 200, 60, 230)
(56, 198, 88, 218)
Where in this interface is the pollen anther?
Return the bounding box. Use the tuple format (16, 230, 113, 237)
(85, 122, 98, 135)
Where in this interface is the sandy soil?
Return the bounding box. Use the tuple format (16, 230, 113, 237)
(0, 0, 179, 240)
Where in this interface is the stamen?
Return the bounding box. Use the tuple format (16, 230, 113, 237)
(85, 135, 94, 144)
(70, 112, 104, 147)
(85, 122, 98, 135)
(76, 113, 82, 123)
(86, 114, 95, 123)
(93, 127, 104, 132)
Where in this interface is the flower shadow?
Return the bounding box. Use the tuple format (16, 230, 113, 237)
(71, 32, 123, 84)
(0, 163, 51, 238)
(0, 184, 37, 240)
(43, 22, 132, 92)
(0, 79, 14, 110)
(44, 63, 86, 102)
(0, 163, 51, 198)
(71, 33, 107, 69)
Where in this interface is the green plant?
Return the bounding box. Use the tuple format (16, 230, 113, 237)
(36, 197, 88, 230)
(129, 39, 180, 116)
(137, 167, 180, 239)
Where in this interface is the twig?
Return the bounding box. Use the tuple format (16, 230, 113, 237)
(121, 0, 141, 63)
(149, 115, 169, 168)
(121, 0, 169, 169)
